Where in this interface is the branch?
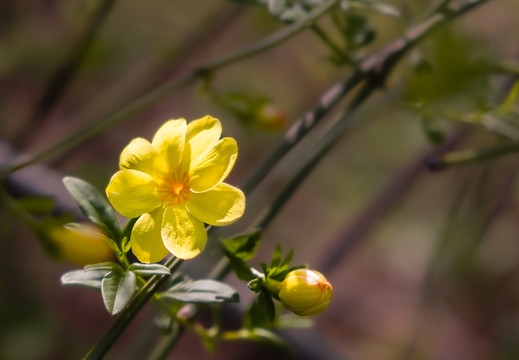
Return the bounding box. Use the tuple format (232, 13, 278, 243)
(0, 0, 340, 177)
(13, 0, 119, 148)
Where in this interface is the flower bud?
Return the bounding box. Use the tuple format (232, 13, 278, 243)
(253, 104, 287, 132)
(49, 223, 113, 266)
(278, 269, 333, 316)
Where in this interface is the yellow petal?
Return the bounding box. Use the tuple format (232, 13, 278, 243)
(151, 119, 187, 171)
(186, 183, 245, 226)
(130, 209, 169, 263)
(106, 169, 161, 218)
(119, 137, 167, 178)
(161, 206, 207, 259)
(189, 137, 237, 192)
(186, 115, 222, 162)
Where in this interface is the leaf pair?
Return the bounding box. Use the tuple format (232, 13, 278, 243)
(61, 262, 171, 315)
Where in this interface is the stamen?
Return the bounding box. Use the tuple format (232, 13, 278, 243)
(157, 171, 191, 206)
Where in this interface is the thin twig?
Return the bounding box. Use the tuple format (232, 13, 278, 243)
(14, 0, 118, 148)
(0, 0, 341, 177)
(426, 142, 519, 171)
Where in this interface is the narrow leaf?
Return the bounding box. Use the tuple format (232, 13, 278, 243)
(85, 262, 123, 273)
(162, 280, 239, 304)
(101, 269, 136, 315)
(223, 248, 255, 281)
(63, 176, 122, 241)
(221, 229, 261, 260)
(61, 269, 108, 291)
(128, 263, 171, 276)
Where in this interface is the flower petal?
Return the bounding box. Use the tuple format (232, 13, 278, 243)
(130, 209, 169, 263)
(186, 183, 245, 226)
(151, 119, 187, 171)
(186, 115, 222, 162)
(189, 137, 237, 192)
(161, 206, 207, 259)
(106, 169, 161, 218)
(119, 137, 167, 178)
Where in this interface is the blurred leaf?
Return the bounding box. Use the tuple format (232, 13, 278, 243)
(343, 0, 400, 17)
(250, 327, 289, 348)
(421, 115, 445, 145)
(162, 280, 239, 304)
(60, 269, 108, 291)
(277, 314, 313, 329)
(101, 268, 136, 315)
(221, 229, 261, 260)
(128, 263, 171, 276)
(495, 81, 519, 116)
(480, 113, 519, 141)
(63, 176, 121, 242)
(16, 196, 55, 214)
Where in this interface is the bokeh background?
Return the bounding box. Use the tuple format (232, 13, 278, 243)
(2, 0, 519, 359)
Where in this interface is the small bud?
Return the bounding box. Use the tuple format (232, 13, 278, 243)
(278, 269, 333, 316)
(253, 104, 287, 132)
(49, 223, 113, 266)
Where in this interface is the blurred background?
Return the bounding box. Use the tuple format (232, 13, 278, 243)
(2, 0, 519, 359)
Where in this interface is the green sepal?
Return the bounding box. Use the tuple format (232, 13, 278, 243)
(161, 280, 239, 304)
(60, 269, 108, 291)
(62, 176, 122, 242)
(101, 268, 136, 315)
(128, 263, 171, 276)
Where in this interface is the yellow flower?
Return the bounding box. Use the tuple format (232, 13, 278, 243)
(106, 116, 245, 263)
(278, 269, 333, 316)
(50, 223, 113, 266)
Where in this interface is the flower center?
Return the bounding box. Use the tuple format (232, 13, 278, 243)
(158, 170, 190, 206)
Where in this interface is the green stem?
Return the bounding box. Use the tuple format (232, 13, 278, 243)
(426, 143, 519, 171)
(311, 24, 353, 64)
(0, 0, 340, 177)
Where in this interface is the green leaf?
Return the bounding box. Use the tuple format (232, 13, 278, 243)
(221, 229, 261, 260)
(162, 280, 239, 304)
(222, 248, 255, 281)
(63, 176, 122, 241)
(128, 263, 171, 276)
(245, 290, 276, 329)
(270, 245, 283, 268)
(281, 248, 294, 267)
(101, 269, 137, 315)
(259, 290, 276, 322)
(85, 262, 124, 273)
(60, 269, 108, 291)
